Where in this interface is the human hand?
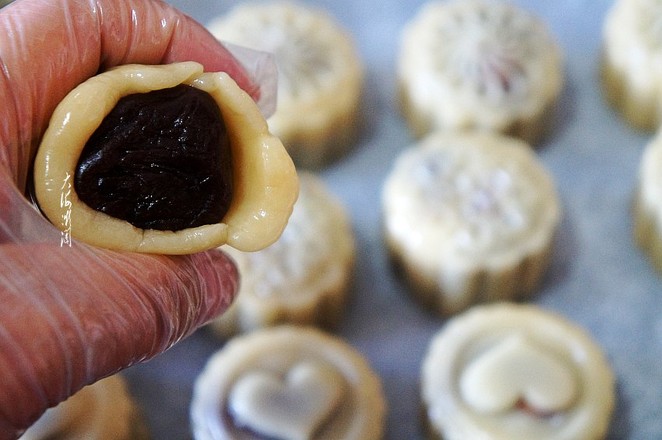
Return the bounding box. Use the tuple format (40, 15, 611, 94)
(0, 0, 262, 436)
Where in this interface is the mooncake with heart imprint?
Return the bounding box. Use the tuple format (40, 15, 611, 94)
(190, 326, 385, 440)
(421, 303, 615, 440)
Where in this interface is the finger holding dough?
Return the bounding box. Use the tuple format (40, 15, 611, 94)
(0, 0, 260, 188)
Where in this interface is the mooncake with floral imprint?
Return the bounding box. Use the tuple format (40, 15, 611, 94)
(382, 131, 560, 314)
(398, 0, 563, 144)
(208, 1, 364, 168)
(209, 172, 355, 336)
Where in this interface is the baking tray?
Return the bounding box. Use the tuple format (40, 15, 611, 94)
(124, 0, 661, 438)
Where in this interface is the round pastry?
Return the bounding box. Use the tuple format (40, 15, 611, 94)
(421, 303, 615, 440)
(207, 1, 364, 168)
(33, 62, 298, 254)
(397, 0, 563, 144)
(602, 0, 662, 130)
(209, 172, 355, 336)
(634, 130, 662, 271)
(382, 131, 561, 315)
(21, 375, 149, 440)
(190, 326, 386, 440)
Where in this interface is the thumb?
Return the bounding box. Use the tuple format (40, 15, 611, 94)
(0, 242, 238, 436)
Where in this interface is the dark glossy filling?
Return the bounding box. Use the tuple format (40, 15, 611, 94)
(74, 84, 232, 231)
(515, 398, 560, 418)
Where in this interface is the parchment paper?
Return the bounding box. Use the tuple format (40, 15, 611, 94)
(124, 1, 661, 438)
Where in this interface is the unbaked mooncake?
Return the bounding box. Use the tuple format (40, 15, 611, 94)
(634, 130, 662, 271)
(33, 62, 298, 254)
(209, 172, 355, 336)
(382, 131, 560, 315)
(208, 1, 364, 168)
(602, 0, 662, 130)
(21, 375, 148, 440)
(190, 326, 385, 440)
(421, 303, 615, 440)
(398, 0, 563, 144)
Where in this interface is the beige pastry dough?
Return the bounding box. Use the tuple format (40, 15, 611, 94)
(209, 172, 355, 336)
(421, 303, 615, 440)
(382, 131, 560, 314)
(33, 62, 298, 254)
(602, 0, 662, 130)
(190, 326, 386, 440)
(208, 2, 364, 168)
(21, 375, 148, 440)
(398, 0, 563, 144)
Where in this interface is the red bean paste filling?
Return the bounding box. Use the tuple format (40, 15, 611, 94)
(74, 84, 233, 231)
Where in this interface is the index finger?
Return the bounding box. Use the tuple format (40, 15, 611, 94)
(0, 0, 259, 187)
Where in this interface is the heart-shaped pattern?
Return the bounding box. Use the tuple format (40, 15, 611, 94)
(459, 334, 577, 415)
(229, 361, 346, 439)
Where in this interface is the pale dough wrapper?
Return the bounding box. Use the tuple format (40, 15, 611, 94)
(208, 1, 365, 169)
(382, 131, 560, 315)
(190, 326, 386, 440)
(421, 303, 615, 440)
(209, 172, 355, 336)
(602, 0, 662, 130)
(398, 0, 563, 144)
(21, 375, 149, 440)
(33, 62, 298, 254)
